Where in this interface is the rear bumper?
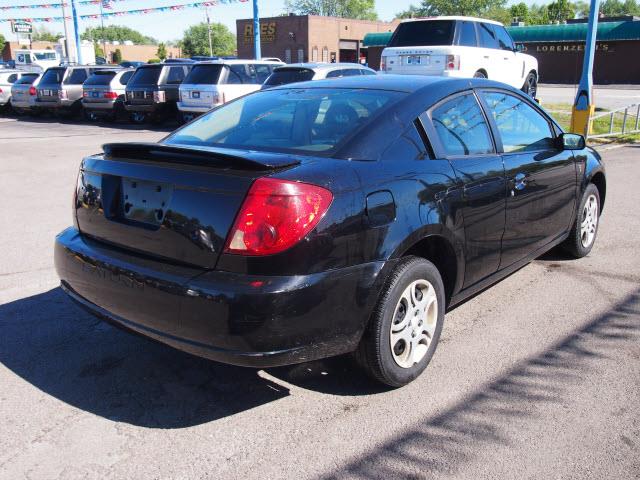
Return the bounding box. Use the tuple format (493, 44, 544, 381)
(124, 102, 161, 113)
(82, 100, 117, 111)
(36, 98, 75, 108)
(55, 227, 384, 368)
(177, 102, 213, 113)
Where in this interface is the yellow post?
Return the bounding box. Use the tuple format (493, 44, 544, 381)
(570, 103, 595, 137)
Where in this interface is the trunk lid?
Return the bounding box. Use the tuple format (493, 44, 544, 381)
(179, 84, 220, 109)
(75, 142, 300, 269)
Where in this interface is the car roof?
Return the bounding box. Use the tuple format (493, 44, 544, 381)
(268, 74, 459, 93)
(399, 15, 503, 26)
(275, 62, 371, 72)
(194, 59, 284, 65)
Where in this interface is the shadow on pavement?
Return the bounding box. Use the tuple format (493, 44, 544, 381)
(0, 287, 289, 429)
(320, 287, 640, 479)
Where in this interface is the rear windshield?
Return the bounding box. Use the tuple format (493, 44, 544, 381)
(165, 87, 403, 155)
(84, 71, 116, 86)
(183, 64, 223, 85)
(14, 74, 39, 85)
(40, 68, 66, 84)
(388, 20, 455, 47)
(128, 66, 161, 86)
(264, 68, 315, 87)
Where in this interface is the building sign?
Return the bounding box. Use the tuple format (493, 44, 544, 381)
(517, 42, 613, 53)
(11, 21, 33, 35)
(243, 22, 277, 45)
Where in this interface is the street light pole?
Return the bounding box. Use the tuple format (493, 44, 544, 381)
(206, 7, 213, 57)
(571, 0, 601, 137)
(70, 0, 83, 64)
(253, 0, 261, 60)
(60, 1, 73, 62)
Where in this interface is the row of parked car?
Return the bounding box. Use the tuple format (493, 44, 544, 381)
(0, 59, 376, 125)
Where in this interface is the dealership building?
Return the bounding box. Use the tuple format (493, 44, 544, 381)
(236, 14, 398, 65)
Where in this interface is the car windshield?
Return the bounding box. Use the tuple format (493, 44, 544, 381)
(40, 68, 65, 84)
(34, 52, 57, 60)
(84, 72, 116, 86)
(183, 64, 224, 85)
(128, 66, 161, 86)
(165, 87, 403, 154)
(264, 68, 315, 87)
(388, 20, 455, 47)
(14, 74, 39, 85)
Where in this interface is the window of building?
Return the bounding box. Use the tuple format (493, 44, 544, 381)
(322, 47, 329, 63)
(312, 47, 318, 62)
(297, 49, 305, 63)
(285, 49, 292, 64)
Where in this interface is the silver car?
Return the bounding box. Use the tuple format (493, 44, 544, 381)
(36, 65, 113, 117)
(9, 72, 41, 114)
(177, 60, 283, 123)
(262, 63, 376, 89)
(82, 68, 134, 121)
(1, 70, 36, 110)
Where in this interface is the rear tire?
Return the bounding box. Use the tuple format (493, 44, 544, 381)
(473, 70, 487, 79)
(562, 183, 601, 258)
(129, 111, 147, 124)
(355, 256, 445, 387)
(521, 71, 538, 98)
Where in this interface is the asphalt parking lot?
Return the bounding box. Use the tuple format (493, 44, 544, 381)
(1, 117, 639, 479)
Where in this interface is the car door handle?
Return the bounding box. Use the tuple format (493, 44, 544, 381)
(513, 173, 527, 191)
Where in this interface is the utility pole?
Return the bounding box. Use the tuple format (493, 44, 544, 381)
(70, 0, 83, 64)
(253, 0, 261, 60)
(60, 1, 73, 62)
(100, 1, 108, 63)
(571, 0, 601, 137)
(206, 7, 213, 57)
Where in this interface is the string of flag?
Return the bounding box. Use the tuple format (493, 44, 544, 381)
(0, 0, 246, 21)
(0, 0, 129, 11)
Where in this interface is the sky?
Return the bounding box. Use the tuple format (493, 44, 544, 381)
(1, 0, 535, 44)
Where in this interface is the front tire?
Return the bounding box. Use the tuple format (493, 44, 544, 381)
(563, 183, 601, 258)
(356, 256, 445, 387)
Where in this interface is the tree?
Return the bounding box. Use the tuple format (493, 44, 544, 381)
(82, 25, 156, 45)
(181, 22, 236, 57)
(94, 42, 104, 59)
(113, 48, 122, 64)
(157, 42, 167, 60)
(31, 26, 63, 42)
(395, 0, 507, 18)
(285, 0, 378, 20)
(547, 0, 575, 21)
(0, 34, 5, 56)
(510, 2, 530, 22)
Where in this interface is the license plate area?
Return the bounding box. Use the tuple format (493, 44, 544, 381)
(92, 91, 100, 98)
(42, 89, 52, 96)
(121, 179, 173, 227)
(191, 91, 200, 99)
(404, 55, 429, 65)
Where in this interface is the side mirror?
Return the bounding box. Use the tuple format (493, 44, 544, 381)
(559, 133, 586, 150)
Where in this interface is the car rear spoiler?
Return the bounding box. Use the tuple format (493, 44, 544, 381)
(102, 142, 301, 171)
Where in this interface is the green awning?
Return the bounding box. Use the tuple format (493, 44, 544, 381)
(507, 20, 640, 43)
(363, 32, 394, 47)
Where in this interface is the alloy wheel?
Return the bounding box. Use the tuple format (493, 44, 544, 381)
(580, 194, 598, 248)
(389, 279, 438, 369)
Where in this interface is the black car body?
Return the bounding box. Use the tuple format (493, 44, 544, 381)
(124, 63, 192, 123)
(55, 76, 605, 386)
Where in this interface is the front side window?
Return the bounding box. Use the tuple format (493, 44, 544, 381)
(66, 69, 88, 85)
(493, 26, 515, 51)
(478, 23, 499, 49)
(430, 93, 494, 156)
(165, 88, 403, 154)
(483, 91, 555, 153)
(457, 21, 477, 47)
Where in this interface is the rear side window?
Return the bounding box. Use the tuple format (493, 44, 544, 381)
(84, 72, 116, 86)
(184, 64, 224, 85)
(166, 66, 186, 85)
(483, 91, 554, 152)
(478, 23, 500, 49)
(66, 69, 88, 85)
(264, 68, 315, 86)
(430, 93, 494, 156)
(225, 64, 258, 85)
(254, 64, 272, 83)
(40, 68, 65, 84)
(493, 25, 515, 51)
(129, 67, 162, 86)
(388, 20, 455, 47)
(14, 74, 38, 85)
(457, 21, 477, 47)
(119, 71, 134, 85)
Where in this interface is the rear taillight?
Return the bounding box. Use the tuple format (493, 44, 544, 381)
(153, 91, 166, 103)
(0, 88, 3, 94)
(446, 55, 460, 70)
(58, 90, 68, 100)
(224, 178, 333, 256)
(103, 91, 118, 99)
(29, 86, 36, 96)
(380, 58, 386, 72)
(82, 90, 89, 97)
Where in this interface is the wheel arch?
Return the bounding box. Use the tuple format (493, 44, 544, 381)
(590, 171, 606, 212)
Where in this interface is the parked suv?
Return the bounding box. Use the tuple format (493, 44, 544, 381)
(1, 70, 36, 111)
(177, 60, 283, 122)
(262, 62, 376, 89)
(36, 65, 113, 117)
(381, 16, 538, 97)
(125, 62, 193, 123)
(82, 68, 134, 121)
(9, 72, 41, 114)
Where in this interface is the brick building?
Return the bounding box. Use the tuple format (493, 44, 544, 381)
(236, 14, 398, 65)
